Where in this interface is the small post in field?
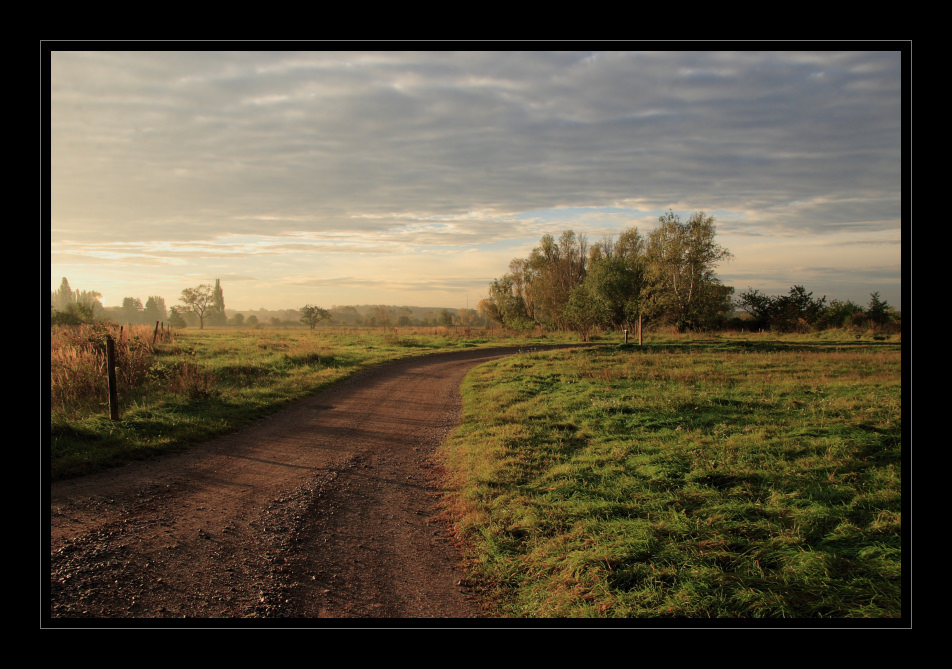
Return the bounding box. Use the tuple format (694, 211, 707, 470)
(106, 335, 120, 420)
(153, 320, 160, 344)
(638, 314, 643, 346)
(624, 329, 629, 345)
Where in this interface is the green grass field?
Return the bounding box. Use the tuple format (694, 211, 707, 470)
(437, 332, 902, 618)
(49, 325, 902, 618)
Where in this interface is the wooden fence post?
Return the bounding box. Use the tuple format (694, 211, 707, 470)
(106, 335, 119, 420)
(153, 320, 160, 344)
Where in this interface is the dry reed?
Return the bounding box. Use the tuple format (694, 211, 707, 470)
(50, 323, 167, 415)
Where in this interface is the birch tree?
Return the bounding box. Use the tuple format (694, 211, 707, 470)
(644, 211, 733, 331)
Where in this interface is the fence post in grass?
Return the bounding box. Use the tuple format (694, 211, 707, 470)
(625, 329, 629, 345)
(106, 335, 120, 420)
(153, 320, 160, 344)
(638, 314, 643, 346)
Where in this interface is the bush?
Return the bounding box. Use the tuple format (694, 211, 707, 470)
(50, 302, 96, 326)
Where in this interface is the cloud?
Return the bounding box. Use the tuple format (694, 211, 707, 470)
(50, 49, 903, 309)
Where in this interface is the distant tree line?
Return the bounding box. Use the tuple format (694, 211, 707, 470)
(52, 253, 899, 335)
(50, 278, 106, 325)
(50, 278, 242, 329)
(50, 277, 173, 327)
(734, 286, 899, 333)
(49, 277, 491, 330)
(320, 305, 486, 328)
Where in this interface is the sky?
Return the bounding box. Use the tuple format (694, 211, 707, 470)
(49, 49, 904, 313)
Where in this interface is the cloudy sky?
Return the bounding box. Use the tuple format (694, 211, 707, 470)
(50, 50, 904, 312)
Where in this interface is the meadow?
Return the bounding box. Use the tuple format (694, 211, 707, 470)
(438, 332, 902, 618)
(48, 323, 562, 480)
(49, 324, 902, 618)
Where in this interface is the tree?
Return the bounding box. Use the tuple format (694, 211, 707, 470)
(168, 306, 188, 328)
(76, 290, 105, 318)
(643, 211, 733, 331)
(395, 306, 414, 327)
(207, 279, 227, 326)
(477, 298, 502, 326)
(373, 306, 393, 328)
(736, 285, 826, 332)
(485, 215, 735, 335)
(331, 305, 362, 325)
(52, 278, 104, 322)
(735, 287, 775, 330)
(816, 299, 864, 330)
(486, 274, 532, 330)
(507, 257, 538, 323)
(564, 282, 601, 341)
(866, 292, 892, 326)
(484, 230, 590, 332)
(524, 230, 589, 329)
(50, 301, 95, 326)
(581, 227, 647, 333)
(122, 297, 144, 324)
(52, 277, 74, 311)
(778, 285, 826, 331)
(143, 296, 168, 324)
(457, 308, 479, 327)
(299, 304, 331, 329)
(180, 284, 215, 329)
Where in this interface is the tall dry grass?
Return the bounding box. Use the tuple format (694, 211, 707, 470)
(50, 323, 167, 416)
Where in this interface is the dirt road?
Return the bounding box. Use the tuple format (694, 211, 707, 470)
(49, 346, 567, 621)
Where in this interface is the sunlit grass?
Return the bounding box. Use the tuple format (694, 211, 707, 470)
(438, 332, 902, 618)
(49, 324, 578, 480)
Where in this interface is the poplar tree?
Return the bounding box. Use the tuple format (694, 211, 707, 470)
(52, 277, 74, 311)
(209, 279, 227, 326)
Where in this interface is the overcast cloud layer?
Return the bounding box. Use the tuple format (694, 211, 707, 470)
(50, 50, 904, 311)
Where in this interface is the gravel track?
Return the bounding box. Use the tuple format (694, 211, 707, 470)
(49, 346, 570, 621)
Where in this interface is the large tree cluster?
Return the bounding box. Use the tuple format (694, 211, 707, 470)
(50, 277, 105, 325)
(483, 211, 735, 336)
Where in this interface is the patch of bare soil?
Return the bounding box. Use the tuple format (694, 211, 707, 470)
(49, 346, 562, 623)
